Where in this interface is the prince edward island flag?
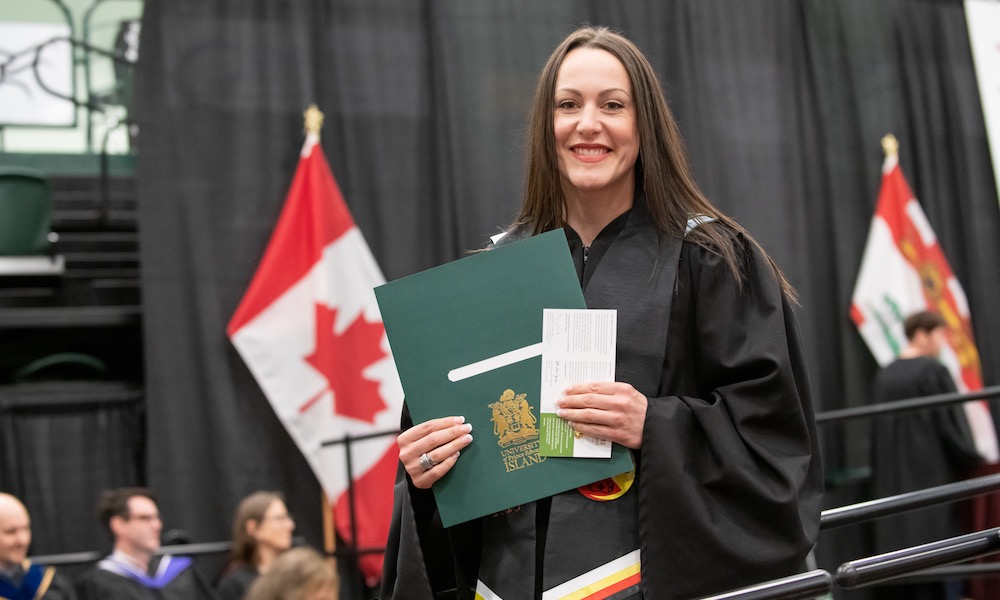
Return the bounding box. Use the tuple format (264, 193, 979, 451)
(850, 138, 998, 463)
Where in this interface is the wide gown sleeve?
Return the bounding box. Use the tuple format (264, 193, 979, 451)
(638, 231, 824, 598)
(926, 364, 981, 469)
(380, 404, 481, 600)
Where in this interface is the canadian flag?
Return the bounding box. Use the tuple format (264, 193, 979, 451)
(227, 129, 403, 585)
(850, 141, 999, 463)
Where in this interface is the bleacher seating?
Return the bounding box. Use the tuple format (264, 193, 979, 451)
(0, 172, 142, 391)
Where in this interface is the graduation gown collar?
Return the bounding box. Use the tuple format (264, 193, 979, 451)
(496, 195, 681, 397)
(97, 553, 192, 590)
(0, 561, 54, 600)
(579, 195, 681, 397)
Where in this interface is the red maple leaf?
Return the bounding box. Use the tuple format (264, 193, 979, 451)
(302, 303, 388, 423)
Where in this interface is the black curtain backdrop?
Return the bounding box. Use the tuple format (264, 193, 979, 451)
(126, 0, 1000, 597)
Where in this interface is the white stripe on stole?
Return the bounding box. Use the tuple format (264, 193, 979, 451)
(685, 214, 716, 235)
(475, 579, 505, 600)
(541, 549, 641, 600)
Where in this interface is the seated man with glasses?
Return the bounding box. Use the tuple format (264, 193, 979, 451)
(75, 487, 215, 600)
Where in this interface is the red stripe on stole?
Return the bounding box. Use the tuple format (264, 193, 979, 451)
(579, 571, 642, 600)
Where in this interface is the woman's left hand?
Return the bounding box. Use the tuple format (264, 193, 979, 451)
(556, 382, 647, 449)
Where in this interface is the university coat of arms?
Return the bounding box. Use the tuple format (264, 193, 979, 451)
(489, 388, 538, 448)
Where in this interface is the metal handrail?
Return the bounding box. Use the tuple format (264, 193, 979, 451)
(30, 540, 231, 566)
(29, 538, 381, 567)
(836, 528, 1000, 588)
(820, 473, 1000, 529)
(816, 385, 1000, 425)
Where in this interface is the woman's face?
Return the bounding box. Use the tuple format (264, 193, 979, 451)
(553, 47, 639, 199)
(252, 499, 295, 553)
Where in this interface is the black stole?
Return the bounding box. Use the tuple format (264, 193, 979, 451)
(477, 204, 682, 599)
(581, 201, 680, 398)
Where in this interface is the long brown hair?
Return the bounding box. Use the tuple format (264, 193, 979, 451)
(229, 491, 285, 566)
(516, 26, 795, 300)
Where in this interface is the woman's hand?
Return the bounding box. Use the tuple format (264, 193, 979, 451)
(398, 416, 473, 489)
(556, 382, 647, 449)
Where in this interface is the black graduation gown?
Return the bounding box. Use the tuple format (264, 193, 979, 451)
(215, 563, 257, 600)
(380, 205, 823, 600)
(43, 571, 78, 600)
(868, 356, 981, 600)
(870, 356, 980, 552)
(75, 555, 217, 600)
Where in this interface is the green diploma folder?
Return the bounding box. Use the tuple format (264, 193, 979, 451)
(374, 230, 633, 527)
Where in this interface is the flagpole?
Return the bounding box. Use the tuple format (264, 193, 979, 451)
(322, 489, 337, 559)
(306, 102, 338, 573)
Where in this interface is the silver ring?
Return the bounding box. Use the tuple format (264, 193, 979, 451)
(419, 453, 438, 471)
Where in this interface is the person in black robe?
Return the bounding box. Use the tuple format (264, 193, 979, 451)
(0, 492, 77, 600)
(74, 555, 215, 600)
(869, 310, 982, 600)
(73, 487, 216, 600)
(215, 491, 296, 600)
(380, 26, 823, 600)
(0, 560, 76, 600)
(216, 563, 256, 600)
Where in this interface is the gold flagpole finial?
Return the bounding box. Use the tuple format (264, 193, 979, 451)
(304, 104, 324, 138)
(881, 133, 899, 159)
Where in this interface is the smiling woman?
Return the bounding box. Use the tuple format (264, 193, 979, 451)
(553, 47, 639, 240)
(381, 26, 823, 600)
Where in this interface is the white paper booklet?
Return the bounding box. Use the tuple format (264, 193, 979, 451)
(539, 308, 617, 458)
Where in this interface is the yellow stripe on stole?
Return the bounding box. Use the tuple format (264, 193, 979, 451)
(542, 549, 641, 600)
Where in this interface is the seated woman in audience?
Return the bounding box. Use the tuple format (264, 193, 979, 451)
(216, 491, 296, 600)
(243, 547, 337, 600)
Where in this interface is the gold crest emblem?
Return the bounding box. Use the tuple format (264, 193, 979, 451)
(489, 388, 538, 447)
